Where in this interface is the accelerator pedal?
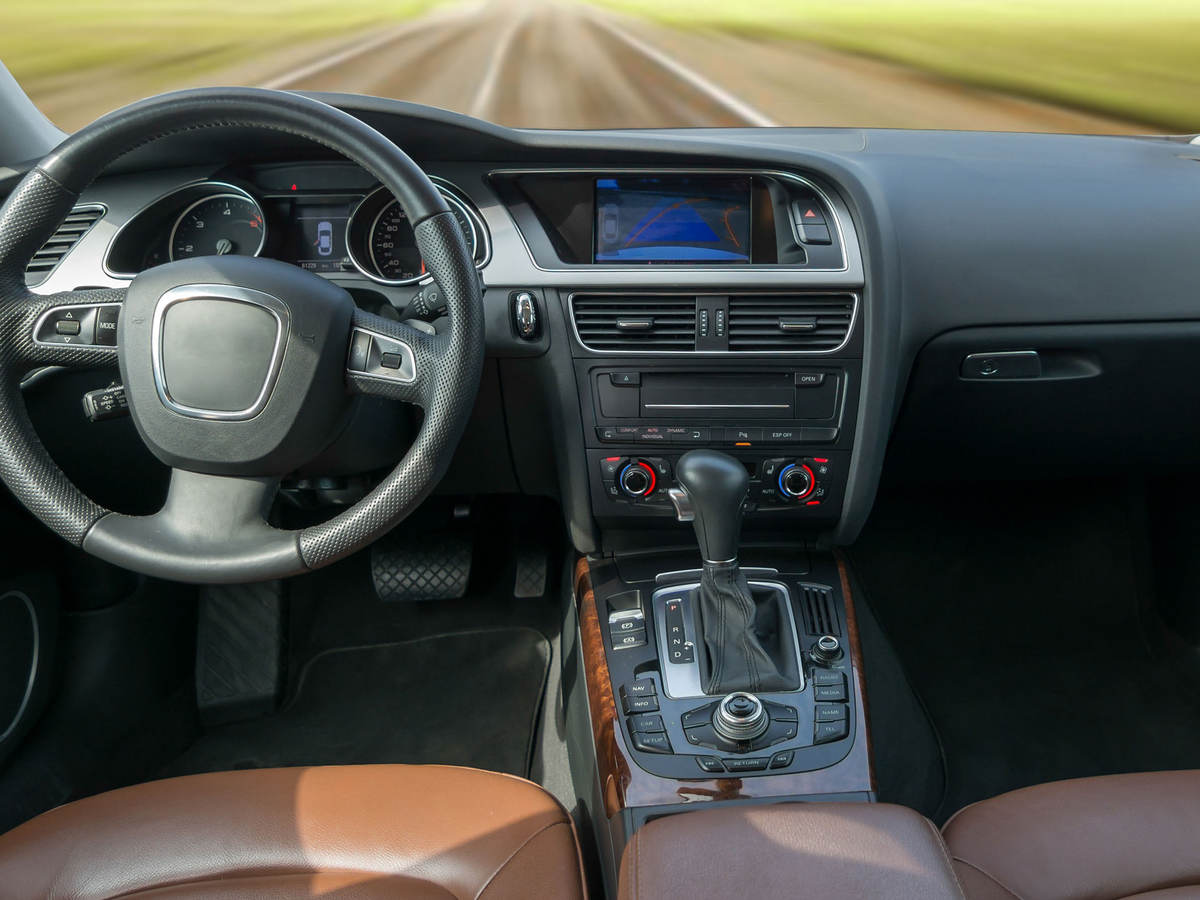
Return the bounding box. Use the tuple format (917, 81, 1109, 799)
(371, 530, 472, 602)
(195, 582, 283, 726)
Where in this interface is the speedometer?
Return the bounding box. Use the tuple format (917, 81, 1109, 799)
(169, 193, 266, 261)
(350, 186, 481, 285)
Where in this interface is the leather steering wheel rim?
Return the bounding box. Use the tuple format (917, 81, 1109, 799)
(0, 87, 484, 583)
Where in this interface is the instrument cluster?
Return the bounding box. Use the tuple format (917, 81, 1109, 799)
(104, 176, 489, 287)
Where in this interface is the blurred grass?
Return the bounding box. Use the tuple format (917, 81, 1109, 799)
(591, 0, 1200, 131)
(1, 0, 442, 94)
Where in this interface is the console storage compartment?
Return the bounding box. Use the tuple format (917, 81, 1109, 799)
(617, 802, 963, 900)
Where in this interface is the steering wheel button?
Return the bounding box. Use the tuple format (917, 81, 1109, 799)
(95, 305, 120, 346)
(379, 351, 404, 370)
(55, 319, 82, 336)
(347, 330, 371, 371)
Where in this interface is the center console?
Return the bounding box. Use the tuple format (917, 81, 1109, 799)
(539, 168, 874, 894)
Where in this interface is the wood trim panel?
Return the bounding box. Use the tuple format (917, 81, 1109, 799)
(575, 556, 873, 817)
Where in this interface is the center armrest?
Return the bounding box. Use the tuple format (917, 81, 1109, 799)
(618, 802, 965, 900)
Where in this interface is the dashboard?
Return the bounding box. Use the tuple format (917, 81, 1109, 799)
(12, 94, 1200, 556)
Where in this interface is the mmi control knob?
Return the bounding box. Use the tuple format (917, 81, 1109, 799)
(619, 461, 657, 498)
(778, 462, 815, 500)
(712, 691, 769, 742)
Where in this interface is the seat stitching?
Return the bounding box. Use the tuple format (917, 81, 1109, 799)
(633, 830, 642, 900)
(108, 867, 413, 899)
(473, 821, 566, 900)
(922, 817, 969, 898)
(950, 855, 1026, 900)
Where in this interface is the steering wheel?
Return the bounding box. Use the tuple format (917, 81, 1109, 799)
(0, 88, 484, 583)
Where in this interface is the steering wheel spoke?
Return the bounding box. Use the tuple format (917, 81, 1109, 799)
(5, 287, 125, 370)
(82, 468, 298, 583)
(345, 308, 446, 406)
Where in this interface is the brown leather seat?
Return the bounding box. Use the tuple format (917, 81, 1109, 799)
(943, 770, 1200, 900)
(0, 764, 586, 899)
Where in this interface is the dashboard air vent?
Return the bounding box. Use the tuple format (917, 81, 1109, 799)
(727, 293, 854, 352)
(572, 294, 697, 352)
(799, 584, 840, 637)
(25, 205, 104, 286)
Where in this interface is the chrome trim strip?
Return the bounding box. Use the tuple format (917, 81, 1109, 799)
(151, 284, 289, 421)
(643, 403, 792, 410)
(345, 325, 418, 385)
(568, 289, 860, 356)
(31, 301, 122, 349)
(26, 203, 107, 284)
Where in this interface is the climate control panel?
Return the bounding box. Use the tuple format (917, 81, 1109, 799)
(594, 451, 841, 517)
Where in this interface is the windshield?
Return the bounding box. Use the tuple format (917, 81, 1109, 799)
(4, 0, 1197, 134)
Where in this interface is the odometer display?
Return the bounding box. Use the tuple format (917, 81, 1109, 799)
(366, 196, 477, 283)
(170, 193, 266, 261)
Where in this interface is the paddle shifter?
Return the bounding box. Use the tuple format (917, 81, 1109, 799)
(669, 450, 799, 694)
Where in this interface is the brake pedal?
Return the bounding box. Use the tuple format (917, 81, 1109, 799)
(371, 531, 471, 602)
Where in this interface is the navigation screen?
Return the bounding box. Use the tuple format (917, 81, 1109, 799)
(594, 176, 751, 263)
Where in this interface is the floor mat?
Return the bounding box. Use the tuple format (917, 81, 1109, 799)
(849, 479, 1200, 822)
(163, 628, 550, 778)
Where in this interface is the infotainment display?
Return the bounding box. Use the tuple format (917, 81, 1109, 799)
(594, 175, 751, 263)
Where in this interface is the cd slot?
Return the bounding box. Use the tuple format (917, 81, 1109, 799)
(639, 373, 796, 420)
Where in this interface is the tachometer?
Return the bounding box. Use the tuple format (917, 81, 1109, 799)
(170, 193, 266, 261)
(350, 186, 481, 285)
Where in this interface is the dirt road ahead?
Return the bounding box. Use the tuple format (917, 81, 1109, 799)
(37, 0, 1148, 134)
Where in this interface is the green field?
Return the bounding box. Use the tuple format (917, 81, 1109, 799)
(592, 0, 1200, 131)
(0, 0, 441, 95)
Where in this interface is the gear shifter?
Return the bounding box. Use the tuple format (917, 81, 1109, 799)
(672, 450, 799, 695)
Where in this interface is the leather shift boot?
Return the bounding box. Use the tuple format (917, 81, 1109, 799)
(697, 561, 798, 694)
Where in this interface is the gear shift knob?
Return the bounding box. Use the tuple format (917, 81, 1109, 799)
(673, 449, 749, 563)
